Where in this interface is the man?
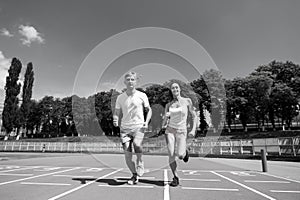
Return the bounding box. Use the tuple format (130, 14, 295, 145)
(113, 72, 152, 185)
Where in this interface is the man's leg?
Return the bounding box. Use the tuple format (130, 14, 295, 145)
(123, 140, 137, 174)
(123, 140, 139, 185)
(133, 129, 145, 176)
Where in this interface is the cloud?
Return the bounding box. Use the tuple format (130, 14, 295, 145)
(18, 25, 45, 46)
(0, 28, 14, 37)
(0, 51, 11, 90)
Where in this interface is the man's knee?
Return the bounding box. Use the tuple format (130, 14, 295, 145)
(133, 139, 142, 148)
(133, 143, 143, 154)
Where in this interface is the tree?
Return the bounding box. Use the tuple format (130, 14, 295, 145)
(61, 96, 72, 119)
(246, 74, 273, 131)
(230, 77, 252, 132)
(26, 100, 42, 135)
(50, 98, 65, 136)
(190, 76, 211, 135)
(72, 95, 94, 136)
(144, 84, 167, 134)
(20, 62, 34, 135)
(202, 69, 226, 133)
(94, 90, 116, 136)
(224, 80, 235, 132)
(270, 83, 298, 129)
(2, 58, 22, 134)
(38, 96, 55, 136)
(253, 60, 300, 129)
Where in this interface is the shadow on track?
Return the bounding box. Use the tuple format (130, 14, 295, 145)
(72, 177, 165, 187)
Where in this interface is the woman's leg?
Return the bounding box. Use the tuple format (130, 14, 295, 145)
(176, 131, 187, 160)
(165, 131, 178, 178)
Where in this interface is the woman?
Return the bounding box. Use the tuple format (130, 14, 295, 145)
(162, 82, 197, 187)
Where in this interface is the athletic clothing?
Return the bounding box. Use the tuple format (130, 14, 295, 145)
(168, 100, 188, 131)
(165, 127, 187, 158)
(115, 90, 150, 130)
(120, 127, 144, 144)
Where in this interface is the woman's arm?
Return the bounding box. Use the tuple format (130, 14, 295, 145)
(187, 98, 197, 137)
(162, 103, 170, 129)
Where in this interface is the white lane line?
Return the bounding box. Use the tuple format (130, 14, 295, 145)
(48, 169, 123, 200)
(164, 169, 170, 200)
(34, 167, 61, 172)
(270, 190, 300, 193)
(0, 166, 41, 173)
(0, 173, 33, 176)
(179, 170, 257, 173)
(0, 167, 80, 186)
(0, 165, 20, 169)
(181, 178, 220, 182)
(230, 171, 256, 176)
(211, 171, 277, 200)
(182, 187, 239, 191)
(244, 180, 290, 183)
(98, 185, 153, 188)
(53, 175, 94, 178)
(260, 173, 300, 184)
(21, 182, 71, 186)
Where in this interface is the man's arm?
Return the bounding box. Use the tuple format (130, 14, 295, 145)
(113, 108, 121, 127)
(143, 106, 152, 128)
(142, 94, 152, 128)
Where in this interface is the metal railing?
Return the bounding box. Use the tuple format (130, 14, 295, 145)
(0, 137, 299, 156)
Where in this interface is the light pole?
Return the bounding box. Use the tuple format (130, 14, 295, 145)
(49, 119, 52, 137)
(47, 105, 53, 138)
(296, 104, 300, 127)
(235, 113, 240, 131)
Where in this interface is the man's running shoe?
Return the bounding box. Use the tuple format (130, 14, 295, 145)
(136, 161, 144, 177)
(183, 149, 189, 163)
(127, 175, 139, 185)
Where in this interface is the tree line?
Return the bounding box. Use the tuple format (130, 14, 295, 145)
(1, 58, 300, 138)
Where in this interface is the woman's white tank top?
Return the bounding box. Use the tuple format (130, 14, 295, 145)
(168, 104, 188, 130)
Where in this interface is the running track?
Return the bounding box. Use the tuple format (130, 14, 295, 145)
(0, 153, 299, 200)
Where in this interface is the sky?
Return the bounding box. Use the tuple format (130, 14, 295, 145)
(0, 0, 300, 102)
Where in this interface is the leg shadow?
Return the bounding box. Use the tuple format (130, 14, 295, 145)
(97, 178, 127, 186)
(117, 178, 165, 187)
(72, 177, 97, 184)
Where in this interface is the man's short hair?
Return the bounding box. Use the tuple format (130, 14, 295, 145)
(124, 71, 137, 79)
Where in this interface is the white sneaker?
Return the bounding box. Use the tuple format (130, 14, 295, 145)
(136, 161, 144, 177)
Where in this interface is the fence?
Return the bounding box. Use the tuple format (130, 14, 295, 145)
(0, 137, 299, 156)
(188, 137, 300, 156)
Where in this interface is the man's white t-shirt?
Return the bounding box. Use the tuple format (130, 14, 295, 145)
(115, 90, 150, 129)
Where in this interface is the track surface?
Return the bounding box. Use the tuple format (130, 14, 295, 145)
(0, 152, 299, 200)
